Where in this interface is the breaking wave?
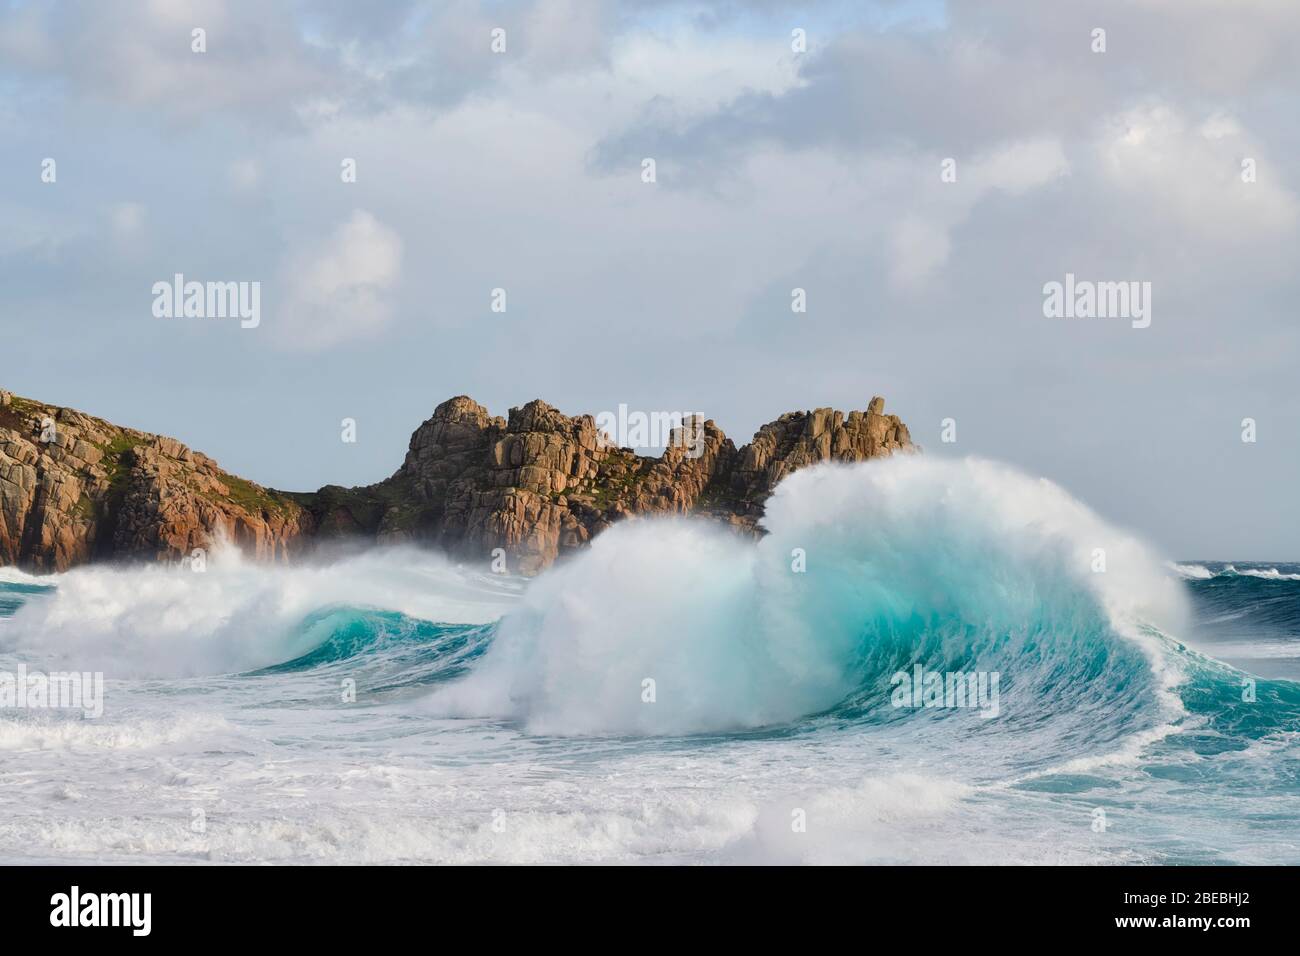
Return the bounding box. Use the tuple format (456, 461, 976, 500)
(3, 456, 1299, 864)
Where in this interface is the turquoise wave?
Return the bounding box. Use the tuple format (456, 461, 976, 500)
(244, 605, 496, 693)
(1, 531, 1297, 788)
(213, 587, 1300, 789)
(0, 580, 55, 619)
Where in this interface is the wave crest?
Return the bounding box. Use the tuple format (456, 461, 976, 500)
(427, 457, 1191, 738)
(0, 545, 517, 678)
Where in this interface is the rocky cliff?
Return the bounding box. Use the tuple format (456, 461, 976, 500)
(0, 388, 912, 574)
(0, 389, 313, 572)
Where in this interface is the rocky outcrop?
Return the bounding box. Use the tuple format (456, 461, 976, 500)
(0, 387, 912, 575)
(0, 389, 312, 571)
(297, 394, 913, 573)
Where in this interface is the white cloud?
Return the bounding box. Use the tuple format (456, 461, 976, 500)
(276, 210, 403, 350)
(107, 202, 146, 239)
(887, 137, 1069, 288)
(1097, 103, 1299, 240)
(0, 0, 336, 125)
(889, 216, 952, 288)
(965, 138, 1070, 195)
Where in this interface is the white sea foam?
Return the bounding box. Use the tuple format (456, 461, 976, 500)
(1198, 641, 1300, 660)
(1235, 566, 1300, 581)
(0, 544, 518, 678)
(0, 566, 46, 585)
(0, 711, 233, 752)
(0, 455, 1293, 866)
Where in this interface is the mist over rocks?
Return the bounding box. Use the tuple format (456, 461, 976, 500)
(0, 389, 912, 575)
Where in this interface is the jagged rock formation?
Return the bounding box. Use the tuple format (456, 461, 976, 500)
(0, 389, 312, 572)
(0, 387, 912, 574)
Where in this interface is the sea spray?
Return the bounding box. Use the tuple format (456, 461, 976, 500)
(2, 461, 1298, 864)
(426, 456, 1190, 737)
(0, 544, 517, 678)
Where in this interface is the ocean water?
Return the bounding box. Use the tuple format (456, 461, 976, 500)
(1, 457, 1297, 865)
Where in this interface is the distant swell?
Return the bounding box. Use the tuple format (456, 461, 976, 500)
(1176, 562, 1300, 582)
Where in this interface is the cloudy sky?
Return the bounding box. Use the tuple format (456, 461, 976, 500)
(2, 0, 1297, 559)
